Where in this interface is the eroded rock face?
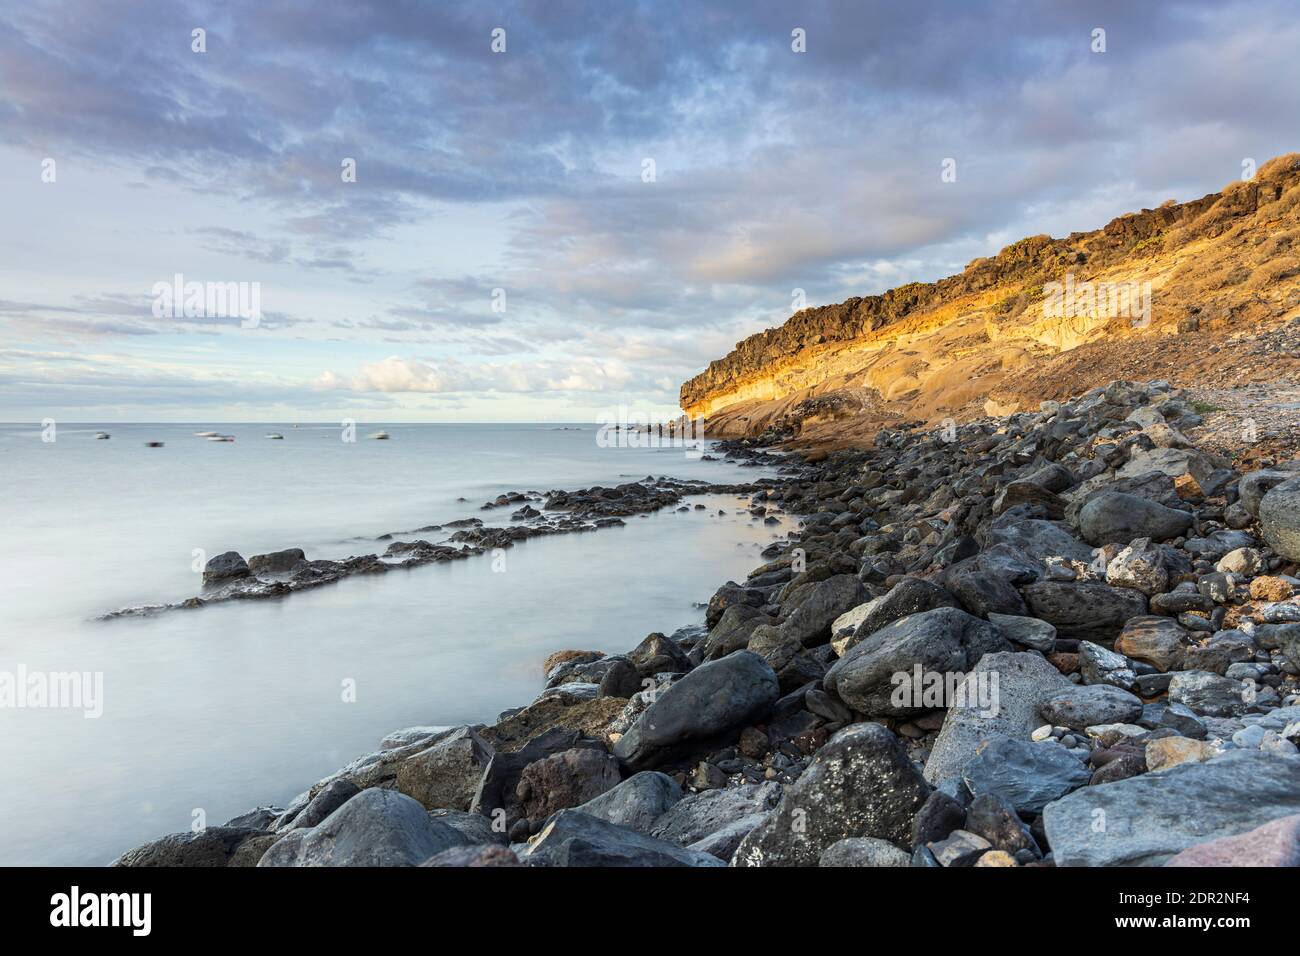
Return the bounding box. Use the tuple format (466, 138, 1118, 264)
(732, 723, 930, 867)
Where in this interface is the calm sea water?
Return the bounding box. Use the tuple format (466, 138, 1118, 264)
(0, 423, 789, 865)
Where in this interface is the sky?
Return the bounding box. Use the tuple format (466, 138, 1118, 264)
(1, 0, 1297, 422)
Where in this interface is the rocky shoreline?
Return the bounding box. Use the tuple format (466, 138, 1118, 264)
(114, 380, 1300, 868)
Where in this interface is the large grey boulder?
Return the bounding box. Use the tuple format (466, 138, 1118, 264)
(732, 723, 931, 867)
(1168, 670, 1249, 717)
(924, 651, 1071, 785)
(777, 573, 865, 646)
(1078, 492, 1193, 546)
(825, 607, 1008, 717)
(1239, 466, 1300, 517)
(394, 726, 494, 810)
(518, 810, 725, 867)
(982, 518, 1095, 567)
(961, 735, 1091, 814)
(258, 789, 466, 867)
(1259, 476, 1300, 561)
(572, 771, 683, 836)
(1116, 447, 1216, 485)
(613, 651, 779, 769)
(1020, 580, 1148, 643)
(651, 781, 782, 847)
(1043, 751, 1300, 866)
(832, 578, 959, 654)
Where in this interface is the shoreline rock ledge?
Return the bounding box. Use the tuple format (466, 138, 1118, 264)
(114, 380, 1300, 868)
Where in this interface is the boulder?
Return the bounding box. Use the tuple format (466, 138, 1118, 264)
(572, 771, 682, 836)
(246, 548, 307, 575)
(1164, 814, 1300, 867)
(627, 632, 692, 676)
(987, 613, 1056, 652)
(258, 789, 466, 867)
(777, 574, 865, 645)
(924, 652, 1071, 785)
(832, 577, 959, 655)
(1020, 581, 1147, 643)
(518, 810, 725, 867)
(819, 837, 911, 867)
(1039, 684, 1143, 730)
(1145, 736, 1219, 771)
(515, 747, 622, 822)
(826, 607, 1008, 717)
(732, 723, 931, 867)
(651, 781, 782, 847)
(1043, 751, 1300, 866)
(613, 651, 779, 769)
(395, 726, 494, 811)
(1105, 538, 1169, 596)
(202, 551, 249, 586)
(961, 735, 1091, 814)
(1239, 467, 1300, 517)
(1114, 616, 1188, 672)
(696, 604, 774, 661)
(280, 779, 360, 832)
(112, 826, 268, 867)
(1078, 493, 1193, 546)
(1259, 477, 1300, 561)
(1168, 670, 1248, 717)
(1078, 640, 1136, 689)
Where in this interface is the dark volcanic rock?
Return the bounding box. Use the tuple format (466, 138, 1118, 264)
(836, 577, 960, 654)
(113, 826, 268, 867)
(826, 607, 1009, 717)
(519, 810, 725, 867)
(1021, 580, 1148, 642)
(613, 651, 779, 769)
(1039, 684, 1143, 730)
(258, 789, 467, 867)
(961, 735, 1091, 814)
(732, 723, 931, 867)
(202, 551, 250, 586)
(1078, 492, 1193, 546)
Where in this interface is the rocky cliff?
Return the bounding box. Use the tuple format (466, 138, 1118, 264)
(681, 155, 1300, 443)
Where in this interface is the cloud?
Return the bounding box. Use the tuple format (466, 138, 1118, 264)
(317, 355, 639, 395)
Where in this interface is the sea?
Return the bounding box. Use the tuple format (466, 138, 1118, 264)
(0, 422, 789, 865)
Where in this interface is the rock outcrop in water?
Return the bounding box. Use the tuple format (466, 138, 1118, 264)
(98, 471, 781, 620)
(115, 379, 1300, 868)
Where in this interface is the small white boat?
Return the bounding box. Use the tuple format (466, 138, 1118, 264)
(195, 431, 219, 438)
(93, 431, 110, 440)
(369, 431, 391, 440)
(265, 433, 284, 440)
(206, 434, 236, 442)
